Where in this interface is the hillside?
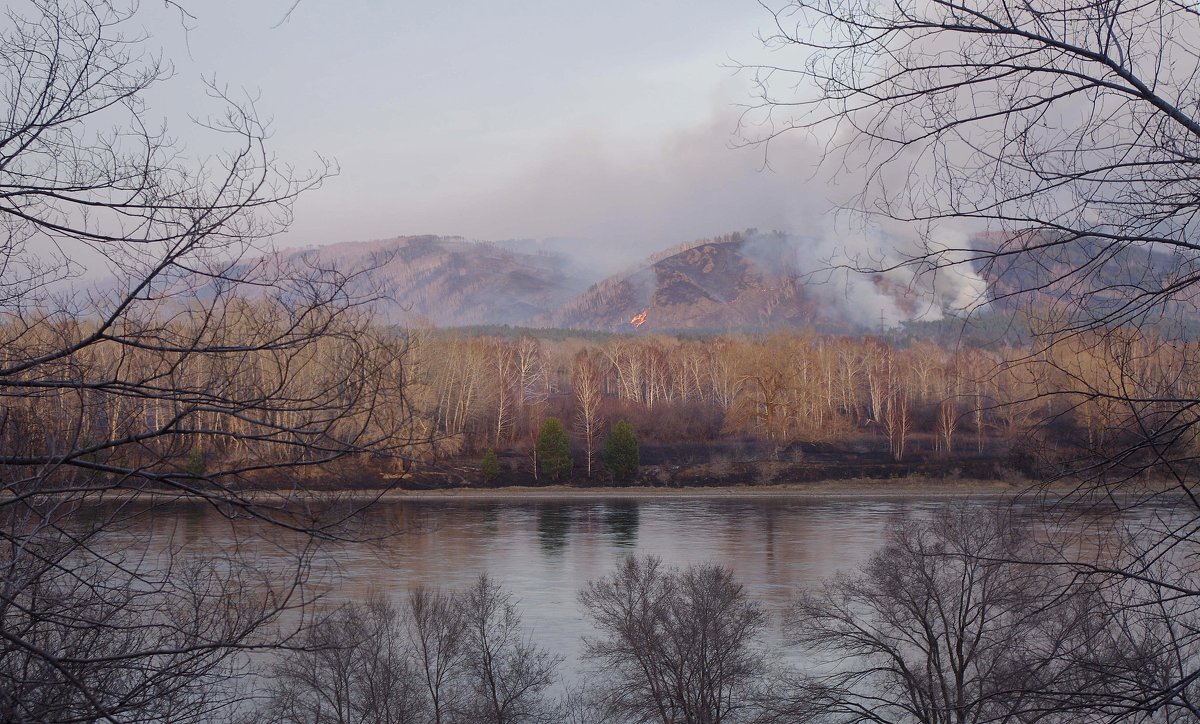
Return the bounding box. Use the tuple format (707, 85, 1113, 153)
(551, 231, 837, 332)
(281, 235, 590, 326)
(271, 228, 1191, 335)
(281, 231, 968, 333)
(972, 230, 1200, 335)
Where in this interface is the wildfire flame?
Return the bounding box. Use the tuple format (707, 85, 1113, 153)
(630, 309, 648, 328)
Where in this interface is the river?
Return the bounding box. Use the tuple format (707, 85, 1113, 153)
(114, 492, 1177, 676)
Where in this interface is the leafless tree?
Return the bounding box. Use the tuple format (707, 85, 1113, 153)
(458, 573, 562, 724)
(747, 0, 1200, 710)
(266, 575, 561, 724)
(572, 350, 605, 480)
(780, 505, 1190, 723)
(407, 586, 468, 724)
(264, 593, 426, 724)
(579, 555, 769, 724)
(0, 0, 411, 719)
(0, 549, 301, 723)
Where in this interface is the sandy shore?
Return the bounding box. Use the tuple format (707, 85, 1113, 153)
(222, 478, 1088, 503)
(34, 477, 1161, 505)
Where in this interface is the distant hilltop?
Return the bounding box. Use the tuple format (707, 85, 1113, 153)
(549, 232, 822, 332)
(274, 235, 588, 327)
(271, 229, 1193, 334)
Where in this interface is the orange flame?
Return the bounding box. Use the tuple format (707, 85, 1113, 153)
(630, 309, 648, 328)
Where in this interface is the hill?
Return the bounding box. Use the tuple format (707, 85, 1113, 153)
(548, 232, 830, 332)
(280, 235, 590, 326)
(274, 228, 1192, 336)
(972, 230, 1200, 336)
(280, 230, 972, 333)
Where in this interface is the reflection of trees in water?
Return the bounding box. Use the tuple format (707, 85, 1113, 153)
(180, 506, 206, 546)
(537, 505, 572, 553)
(478, 504, 501, 535)
(538, 502, 642, 553)
(603, 502, 640, 547)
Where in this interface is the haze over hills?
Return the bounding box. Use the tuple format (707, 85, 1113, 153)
(280, 230, 995, 332)
(272, 229, 1113, 331)
(971, 231, 1200, 331)
(549, 232, 819, 331)
(278, 235, 591, 327)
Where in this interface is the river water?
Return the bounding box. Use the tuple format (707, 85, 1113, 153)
(120, 493, 1179, 675)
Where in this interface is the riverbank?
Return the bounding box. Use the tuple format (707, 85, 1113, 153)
(35, 445, 1178, 504)
(335, 476, 1121, 501)
(69, 476, 1115, 505)
(29, 476, 1184, 513)
(383, 440, 1044, 492)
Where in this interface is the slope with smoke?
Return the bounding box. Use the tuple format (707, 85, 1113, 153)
(283, 229, 988, 332)
(549, 229, 988, 332)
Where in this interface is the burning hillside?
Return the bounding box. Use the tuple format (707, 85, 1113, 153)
(265, 229, 1004, 333)
(550, 232, 825, 332)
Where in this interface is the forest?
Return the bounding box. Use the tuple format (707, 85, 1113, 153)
(6, 307, 1195, 489)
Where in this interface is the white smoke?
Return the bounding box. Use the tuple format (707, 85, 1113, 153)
(739, 220, 989, 329)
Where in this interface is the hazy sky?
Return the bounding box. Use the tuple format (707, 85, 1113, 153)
(139, 0, 823, 264)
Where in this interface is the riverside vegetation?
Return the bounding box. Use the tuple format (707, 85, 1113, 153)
(14, 321, 1199, 490)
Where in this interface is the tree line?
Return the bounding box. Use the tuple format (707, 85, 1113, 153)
(7, 314, 1195, 485)
(401, 325, 1197, 476)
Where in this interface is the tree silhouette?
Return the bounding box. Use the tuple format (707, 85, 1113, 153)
(0, 1, 407, 718)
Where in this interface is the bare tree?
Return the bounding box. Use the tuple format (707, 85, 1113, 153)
(0, 550, 302, 723)
(579, 555, 769, 724)
(782, 505, 1175, 723)
(407, 586, 467, 724)
(0, 1, 410, 719)
(265, 594, 426, 724)
(265, 576, 563, 724)
(748, 0, 1200, 711)
(459, 573, 562, 724)
(572, 350, 605, 480)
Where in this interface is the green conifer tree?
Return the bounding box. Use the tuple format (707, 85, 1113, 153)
(536, 418, 572, 481)
(603, 421, 640, 481)
(481, 447, 501, 484)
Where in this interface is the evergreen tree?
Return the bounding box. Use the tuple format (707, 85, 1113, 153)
(536, 418, 572, 481)
(481, 448, 501, 483)
(603, 421, 640, 481)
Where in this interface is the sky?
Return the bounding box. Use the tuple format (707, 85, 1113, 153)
(137, 0, 825, 266)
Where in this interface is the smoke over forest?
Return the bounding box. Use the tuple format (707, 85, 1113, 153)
(282, 228, 991, 332)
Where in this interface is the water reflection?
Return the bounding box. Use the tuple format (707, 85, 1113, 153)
(97, 494, 1178, 678)
(537, 504, 572, 553)
(602, 501, 639, 546)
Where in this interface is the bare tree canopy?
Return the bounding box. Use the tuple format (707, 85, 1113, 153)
(778, 506, 1200, 723)
(0, 1, 412, 719)
(579, 555, 769, 724)
(748, 0, 1200, 334)
(746, 0, 1200, 716)
(265, 578, 561, 724)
